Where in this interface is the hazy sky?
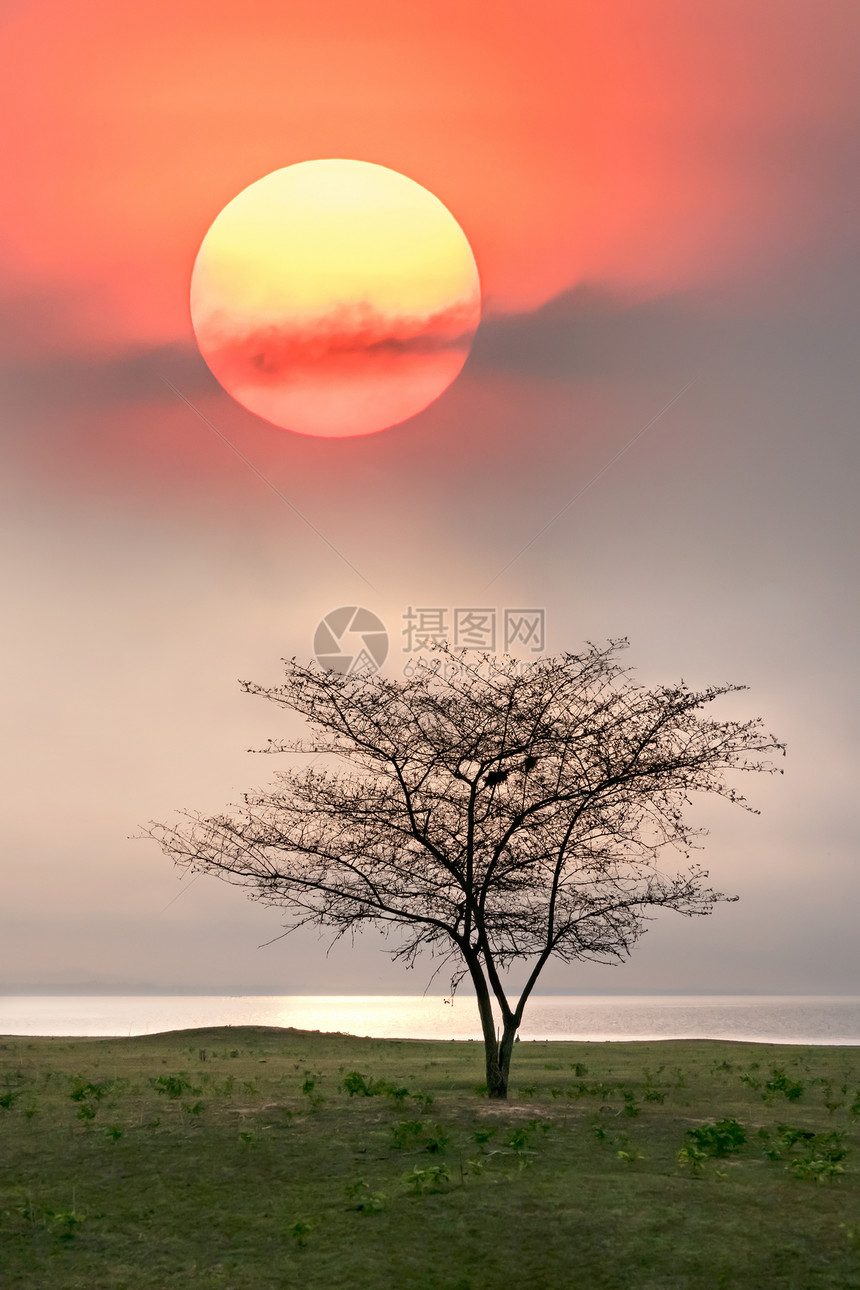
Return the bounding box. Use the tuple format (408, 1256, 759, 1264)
(1, 0, 858, 996)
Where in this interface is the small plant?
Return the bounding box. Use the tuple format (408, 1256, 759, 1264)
(789, 1154, 845, 1183)
(739, 1073, 762, 1091)
(775, 1124, 815, 1151)
(677, 1144, 708, 1176)
(301, 1072, 324, 1108)
(345, 1180, 385, 1213)
(507, 1125, 538, 1154)
(402, 1164, 449, 1195)
(104, 1124, 123, 1141)
(622, 1090, 640, 1118)
(422, 1125, 450, 1154)
(617, 1147, 644, 1165)
(590, 1110, 612, 1142)
(9, 1193, 86, 1241)
(357, 1190, 386, 1213)
(809, 1135, 845, 1166)
(763, 1068, 805, 1102)
(507, 1126, 529, 1153)
(389, 1117, 448, 1153)
(0, 1090, 23, 1111)
(758, 1123, 846, 1182)
(758, 1123, 818, 1160)
(685, 1118, 746, 1159)
(642, 1069, 665, 1100)
(69, 1076, 119, 1127)
(816, 1080, 845, 1114)
(149, 1074, 198, 1099)
(757, 1128, 782, 1162)
(341, 1071, 373, 1097)
(472, 1127, 497, 1146)
(391, 1119, 424, 1150)
(839, 1222, 860, 1252)
(46, 1207, 87, 1241)
(571, 1063, 588, 1077)
(340, 1070, 413, 1103)
(69, 1077, 111, 1103)
(182, 1101, 204, 1117)
(288, 1218, 316, 1247)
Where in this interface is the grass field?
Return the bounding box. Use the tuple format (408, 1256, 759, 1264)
(1, 1026, 858, 1289)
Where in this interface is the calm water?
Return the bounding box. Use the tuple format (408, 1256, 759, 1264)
(1, 996, 858, 1044)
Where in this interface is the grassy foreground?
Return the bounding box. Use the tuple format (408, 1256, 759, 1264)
(1, 1027, 858, 1289)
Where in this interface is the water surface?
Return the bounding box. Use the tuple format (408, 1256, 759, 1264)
(2, 995, 858, 1044)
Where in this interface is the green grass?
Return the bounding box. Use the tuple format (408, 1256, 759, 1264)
(1, 1027, 859, 1288)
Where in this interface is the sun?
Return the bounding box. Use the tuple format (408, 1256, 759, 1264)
(189, 160, 481, 438)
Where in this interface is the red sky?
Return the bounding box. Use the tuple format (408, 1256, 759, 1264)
(1, 0, 859, 995)
(2, 0, 856, 362)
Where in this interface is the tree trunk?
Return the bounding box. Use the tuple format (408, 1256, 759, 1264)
(496, 1016, 519, 1097)
(470, 962, 518, 1098)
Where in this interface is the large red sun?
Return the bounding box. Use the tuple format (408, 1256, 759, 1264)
(189, 160, 482, 438)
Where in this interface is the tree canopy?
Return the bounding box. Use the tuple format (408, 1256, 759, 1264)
(148, 641, 784, 1096)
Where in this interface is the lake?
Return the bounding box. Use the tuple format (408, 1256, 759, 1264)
(1, 995, 859, 1044)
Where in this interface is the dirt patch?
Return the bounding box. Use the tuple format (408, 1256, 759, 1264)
(477, 1103, 556, 1116)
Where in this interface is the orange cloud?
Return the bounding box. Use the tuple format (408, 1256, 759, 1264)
(0, 0, 855, 362)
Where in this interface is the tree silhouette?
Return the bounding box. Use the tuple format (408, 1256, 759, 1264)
(148, 641, 783, 1098)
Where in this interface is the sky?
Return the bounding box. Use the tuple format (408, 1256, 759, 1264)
(1, 0, 858, 997)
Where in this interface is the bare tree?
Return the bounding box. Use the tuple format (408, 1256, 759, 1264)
(147, 641, 784, 1098)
